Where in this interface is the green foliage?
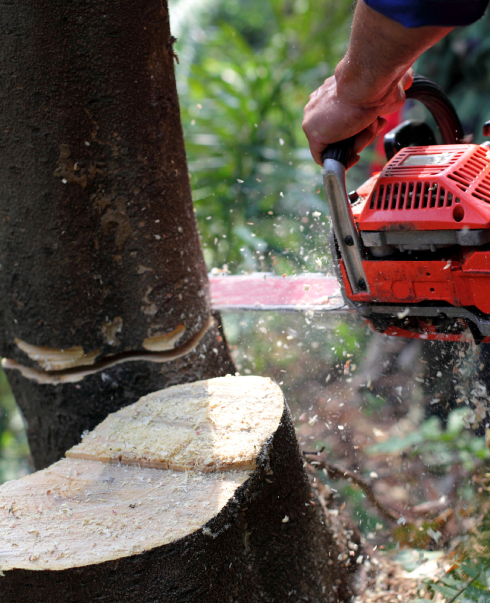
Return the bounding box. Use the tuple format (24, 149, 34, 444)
(413, 482, 490, 602)
(172, 0, 371, 274)
(368, 408, 489, 471)
(0, 368, 30, 483)
(416, 559, 490, 602)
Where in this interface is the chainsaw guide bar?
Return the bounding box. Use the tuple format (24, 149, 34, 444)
(209, 274, 346, 313)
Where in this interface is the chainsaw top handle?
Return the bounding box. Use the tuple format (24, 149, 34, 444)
(321, 74, 465, 168)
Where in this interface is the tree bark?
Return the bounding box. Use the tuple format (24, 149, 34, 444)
(0, 377, 358, 603)
(0, 0, 234, 466)
(3, 314, 234, 469)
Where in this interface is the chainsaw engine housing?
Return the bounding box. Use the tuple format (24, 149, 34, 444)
(339, 142, 490, 343)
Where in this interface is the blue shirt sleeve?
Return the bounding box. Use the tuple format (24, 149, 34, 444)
(364, 0, 489, 28)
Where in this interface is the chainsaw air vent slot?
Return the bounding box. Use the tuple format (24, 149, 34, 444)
(448, 147, 489, 192)
(374, 184, 384, 210)
(421, 182, 428, 208)
(438, 187, 446, 207)
(369, 181, 452, 212)
(406, 182, 414, 209)
(414, 182, 422, 209)
(369, 189, 376, 210)
(383, 184, 392, 210)
(390, 184, 398, 210)
(398, 182, 407, 209)
(471, 170, 490, 204)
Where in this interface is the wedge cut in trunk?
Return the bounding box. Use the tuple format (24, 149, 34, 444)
(0, 376, 358, 603)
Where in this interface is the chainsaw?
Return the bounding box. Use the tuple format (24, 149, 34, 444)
(210, 75, 490, 345)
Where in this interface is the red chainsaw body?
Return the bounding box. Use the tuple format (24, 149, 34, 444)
(340, 143, 490, 342)
(340, 252, 490, 314)
(357, 144, 490, 230)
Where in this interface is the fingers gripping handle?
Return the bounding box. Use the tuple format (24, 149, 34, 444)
(320, 75, 464, 167)
(321, 136, 356, 168)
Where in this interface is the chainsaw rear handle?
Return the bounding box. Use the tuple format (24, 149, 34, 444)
(321, 136, 356, 166)
(321, 74, 464, 168)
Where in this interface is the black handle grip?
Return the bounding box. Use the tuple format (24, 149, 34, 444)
(321, 74, 464, 167)
(405, 75, 464, 144)
(321, 136, 355, 167)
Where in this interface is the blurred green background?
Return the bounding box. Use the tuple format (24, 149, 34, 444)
(0, 370, 30, 483)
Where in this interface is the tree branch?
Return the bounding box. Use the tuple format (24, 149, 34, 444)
(303, 452, 401, 524)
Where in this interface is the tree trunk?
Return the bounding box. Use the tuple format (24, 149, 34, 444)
(0, 0, 234, 467)
(0, 376, 358, 602)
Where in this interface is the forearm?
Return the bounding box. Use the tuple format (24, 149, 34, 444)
(336, 1, 453, 106)
(303, 0, 455, 165)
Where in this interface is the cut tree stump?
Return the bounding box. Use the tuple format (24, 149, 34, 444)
(0, 376, 358, 602)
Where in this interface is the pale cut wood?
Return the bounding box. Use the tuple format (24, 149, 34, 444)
(66, 375, 284, 472)
(0, 458, 249, 571)
(3, 315, 235, 471)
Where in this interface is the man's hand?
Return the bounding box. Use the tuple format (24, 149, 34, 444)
(303, 0, 452, 167)
(303, 67, 413, 166)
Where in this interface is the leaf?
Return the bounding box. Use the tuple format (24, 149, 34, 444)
(421, 416, 443, 440)
(447, 408, 471, 435)
(460, 563, 482, 579)
(367, 431, 424, 455)
(432, 583, 460, 599)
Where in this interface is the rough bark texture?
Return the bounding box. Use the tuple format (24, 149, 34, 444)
(0, 0, 235, 464)
(0, 0, 208, 362)
(0, 395, 358, 603)
(5, 317, 234, 470)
